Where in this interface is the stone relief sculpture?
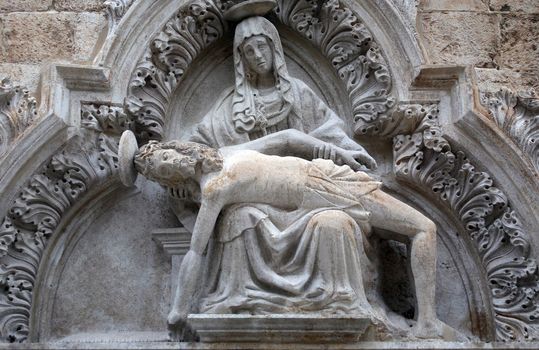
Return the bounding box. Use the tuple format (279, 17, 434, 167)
(0, 78, 38, 158)
(119, 13, 458, 341)
(481, 88, 539, 172)
(0, 0, 538, 346)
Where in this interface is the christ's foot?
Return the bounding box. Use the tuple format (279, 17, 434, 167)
(413, 318, 467, 341)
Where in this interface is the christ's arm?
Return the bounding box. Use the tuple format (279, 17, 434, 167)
(168, 192, 225, 327)
(189, 195, 223, 254)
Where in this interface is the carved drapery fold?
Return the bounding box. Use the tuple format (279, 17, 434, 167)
(0, 78, 38, 159)
(481, 88, 539, 172)
(390, 102, 539, 341)
(0, 104, 125, 343)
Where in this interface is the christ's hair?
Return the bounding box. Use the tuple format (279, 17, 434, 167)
(134, 140, 223, 182)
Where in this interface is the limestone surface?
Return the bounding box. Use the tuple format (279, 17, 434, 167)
(418, 11, 499, 67)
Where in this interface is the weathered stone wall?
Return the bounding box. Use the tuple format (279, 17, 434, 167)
(418, 0, 538, 92)
(0, 0, 106, 94)
(0, 0, 536, 95)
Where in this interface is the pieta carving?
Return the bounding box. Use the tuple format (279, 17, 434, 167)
(0, 0, 538, 345)
(118, 12, 459, 342)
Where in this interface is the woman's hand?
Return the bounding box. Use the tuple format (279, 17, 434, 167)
(314, 144, 377, 171)
(339, 148, 377, 171)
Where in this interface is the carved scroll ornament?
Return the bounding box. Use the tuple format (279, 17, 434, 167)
(104, 0, 136, 35)
(125, 0, 394, 142)
(0, 78, 38, 159)
(125, 0, 227, 142)
(274, 0, 394, 134)
(0, 104, 124, 343)
(481, 88, 539, 173)
(376, 103, 539, 341)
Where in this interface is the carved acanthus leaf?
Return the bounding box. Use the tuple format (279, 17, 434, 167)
(481, 88, 539, 172)
(475, 210, 539, 341)
(357, 103, 444, 140)
(0, 78, 38, 158)
(81, 103, 133, 136)
(391, 101, 539, 341)
(104, 0, 135, 35)
(125, 0, 396, 143)
(0, 119, 121, 343)
(274, 0, 395, 134)
(125, 0, 227, 142)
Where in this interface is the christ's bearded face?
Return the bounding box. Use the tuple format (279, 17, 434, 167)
(146, 149, 196, 187)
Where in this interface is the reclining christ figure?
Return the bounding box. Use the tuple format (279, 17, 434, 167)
(121, 128, 452, 339)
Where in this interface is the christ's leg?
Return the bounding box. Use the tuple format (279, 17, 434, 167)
(361, 190, 455, 338)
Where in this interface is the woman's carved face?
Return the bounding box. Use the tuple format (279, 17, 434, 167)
(242, 35, 273, 76)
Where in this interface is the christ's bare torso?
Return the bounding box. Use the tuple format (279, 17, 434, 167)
(203, 150, 312, 210)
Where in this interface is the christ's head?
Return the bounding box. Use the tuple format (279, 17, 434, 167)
(134, 141, 223, 188)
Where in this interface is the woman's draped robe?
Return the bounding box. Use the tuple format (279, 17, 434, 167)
(189, 79, 377, 315)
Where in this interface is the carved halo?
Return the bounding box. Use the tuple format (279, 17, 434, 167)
(223, 0, 277, 21)
(119, 130, 139, 187)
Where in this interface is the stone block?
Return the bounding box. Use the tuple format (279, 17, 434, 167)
(489, 0, 539, 13)
(0, 16, 5, 62)
(2, 12, 107, 64)
(499, 14, 539, 90)
(419, 0, 488, 11)
(188, 314, 372, 343)
(418, 12, 499, 67)
(0, 0, 52, 12)
(2, 12, 75, 63)
(53, 0, 104, 12)
(474, 67, 523, 93)
(73, 12, 107, 62)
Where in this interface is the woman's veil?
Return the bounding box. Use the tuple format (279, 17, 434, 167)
(232, 16, 294, 133)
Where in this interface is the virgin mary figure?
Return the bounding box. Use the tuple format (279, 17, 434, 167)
(184, 16, 377, 316)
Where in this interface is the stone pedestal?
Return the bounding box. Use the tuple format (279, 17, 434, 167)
(152, 227, 192, 305)
(187, 314, 372, 343)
